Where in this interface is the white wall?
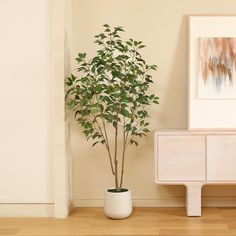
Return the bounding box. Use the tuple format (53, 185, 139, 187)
(0, 0, 52, 203)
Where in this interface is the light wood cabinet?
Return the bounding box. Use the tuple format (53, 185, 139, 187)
(157, 135, 205, 181)
(207, 135, 236, 181)
(155, 130, 236, 216)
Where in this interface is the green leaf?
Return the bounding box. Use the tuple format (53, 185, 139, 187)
(149, 65, 158, 70)
(126, 41, 132, 46)
(78, 52, 86, 59)
(75, 57, 83, 63)
(114, 26, 124, 32)
(140, 120, 144, 126)
(125, 124, 132, 131)
(71, 74, 77, 81)
(143, 128, 150, 133)
(66, 79, 72, 86)
(92, 141, 100, 147)
(130, 139, 138, 146)
(138, 45, 146, 49)
(121, 109, 130, 117)
(94, 39, 103, 45)
(136, 57, 145, 64)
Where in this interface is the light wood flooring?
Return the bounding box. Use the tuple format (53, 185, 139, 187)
(1, 207, 236, 235)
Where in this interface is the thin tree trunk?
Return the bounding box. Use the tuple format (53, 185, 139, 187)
(102, 123, 115, 176)
(114, 125, 119, 190)
(119, 142, 126, 189)
(119, 117, 127, 189)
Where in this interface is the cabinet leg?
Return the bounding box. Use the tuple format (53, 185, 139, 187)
(186, 183, 202, 216)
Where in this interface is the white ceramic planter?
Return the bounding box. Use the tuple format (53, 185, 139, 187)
(104, 188, 132, 219)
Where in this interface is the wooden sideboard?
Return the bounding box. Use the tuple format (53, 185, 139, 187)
(155, 130, 236, 216)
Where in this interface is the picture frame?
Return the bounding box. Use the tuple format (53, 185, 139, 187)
(188, 16, 236, 129)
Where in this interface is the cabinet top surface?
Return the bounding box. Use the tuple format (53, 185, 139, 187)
(155, 129, 236, 135)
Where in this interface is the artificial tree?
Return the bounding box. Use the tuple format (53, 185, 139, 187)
(66, 24, 159, 192)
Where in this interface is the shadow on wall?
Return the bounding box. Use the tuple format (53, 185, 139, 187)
(64, 31, 73, 204)
(156, 15, 188, 129)
(150, 15, 189, 202)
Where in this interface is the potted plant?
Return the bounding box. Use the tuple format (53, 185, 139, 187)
(66, 24, 159, 219)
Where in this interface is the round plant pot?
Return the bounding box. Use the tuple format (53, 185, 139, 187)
(104, 188, 132, 219)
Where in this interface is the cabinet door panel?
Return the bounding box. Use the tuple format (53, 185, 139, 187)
(207, 135, 236, 181)
(157, 135, 205, 181)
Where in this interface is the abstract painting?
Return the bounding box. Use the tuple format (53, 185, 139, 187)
(198, 37, 236, 99)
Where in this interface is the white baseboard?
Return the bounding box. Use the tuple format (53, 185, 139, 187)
(68, 201, 74, 213)
(73, 199, 104, 207)
(1, 198, 234, 217)
(0, 204, 54, 217)
(202, 197, 236, 207)
(73, 197, 236, 208)
(133, 198, 185, 207)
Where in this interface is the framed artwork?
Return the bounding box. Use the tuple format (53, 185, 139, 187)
(198, 37, 236, 99)
(188, 16, 236, 129)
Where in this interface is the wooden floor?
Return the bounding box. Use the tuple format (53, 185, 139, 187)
(1, 207, 236, 235)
